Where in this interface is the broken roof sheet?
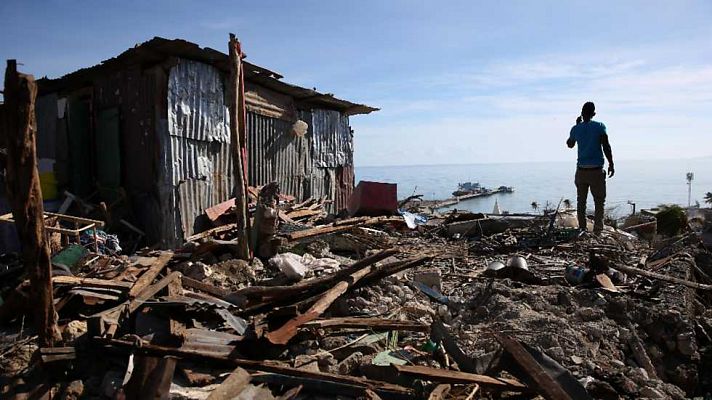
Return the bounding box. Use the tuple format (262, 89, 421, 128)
(38, 37, 378, 116)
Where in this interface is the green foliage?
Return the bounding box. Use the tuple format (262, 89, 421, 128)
(705, 192, 712, 205)
(655, 204, 688, 237)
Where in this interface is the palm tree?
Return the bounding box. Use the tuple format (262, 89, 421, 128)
(705, 192, 712, 206)
(531, 201, 539, 213)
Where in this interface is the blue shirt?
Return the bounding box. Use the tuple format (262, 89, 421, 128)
(569, 120, 606, 167)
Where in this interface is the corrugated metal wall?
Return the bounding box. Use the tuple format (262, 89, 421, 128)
(245, 109, 354, 212)
(246, 112, 311, 201)
(310, 109, 353, 168)
(160, 59, 233, 246)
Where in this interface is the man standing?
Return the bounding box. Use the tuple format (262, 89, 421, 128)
(567, 102, 614, 234)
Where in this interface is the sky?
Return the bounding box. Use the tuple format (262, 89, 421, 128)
(1, 0, 711, 167)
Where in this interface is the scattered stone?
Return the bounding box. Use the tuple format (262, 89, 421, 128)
(62, 320, 87, 343)
(337, 351, 363, 375)
(413, 269, 442, 291)
(640, 387, 665, 399)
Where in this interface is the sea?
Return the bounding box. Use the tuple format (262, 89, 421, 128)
(356, 158, 712, 217)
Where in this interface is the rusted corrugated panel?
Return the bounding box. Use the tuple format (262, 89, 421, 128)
(246, 111, 310, 200)
(334, 165, 354, 212)
(310, 109, 353, 168)
(161, 59, 233, 245)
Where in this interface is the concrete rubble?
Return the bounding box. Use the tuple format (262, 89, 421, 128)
(1, 188, 712, 400)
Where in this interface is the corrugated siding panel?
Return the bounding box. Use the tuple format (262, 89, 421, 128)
(311, 109, 353, 168)
(246, 111, 310, 201)
(161, 59, 233, 246)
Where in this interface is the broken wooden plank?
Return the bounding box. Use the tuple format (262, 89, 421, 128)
(494, 334, 571, 400)
(97, 337, 414, 398)
(286, 209, 323, 219)
(129, 252, 174, 298)
(428, 384, 451, 400)
(393, 365, 526, 391)
(234, 249, 399, 300)
(124, 355, 177, 400)
(303, 317, 428, 332)
(186, 224, 237, 242)
(286, 216, 404, 241)
(265, 262, 376, 344)
(276, 385, 303, 400)
(52, 276, 133, 290)
(167, 275, 185, 339)
(206, 367, 251, 400)
(104, 271, 183, 337)
(431, 320, 479, 373)
(616, 262, 712, 290)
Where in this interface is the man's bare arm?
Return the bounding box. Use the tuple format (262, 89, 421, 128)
(601, 133, 614, 177)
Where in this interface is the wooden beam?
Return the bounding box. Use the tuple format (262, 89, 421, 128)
(52, 276, 133, 290)
(98, 337, 414, 398)
(228, 33, 251, 260)
(494, 334, 571, 400)
(393, 365, 526, 392)
(2, 60, 60, 346)
(206, 367, 251, 400)
(129, 252, 173, 298)
(615, 261, 712, 290)
(303, 317, 428, 332)
(265, 263, 377, 345)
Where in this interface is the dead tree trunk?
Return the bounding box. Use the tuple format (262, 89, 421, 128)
(228, 34, 251, 260)
(2, 60, 61, 346)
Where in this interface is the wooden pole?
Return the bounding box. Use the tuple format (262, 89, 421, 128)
(228, 34, 251, 260)
(2, 60, 61, 346)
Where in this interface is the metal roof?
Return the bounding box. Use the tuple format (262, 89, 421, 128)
(37, 37, 378, 116)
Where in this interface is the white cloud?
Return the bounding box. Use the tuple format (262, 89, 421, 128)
(353, 49, 712, 166)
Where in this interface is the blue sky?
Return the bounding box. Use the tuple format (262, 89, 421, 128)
(2, 0, 711, 166)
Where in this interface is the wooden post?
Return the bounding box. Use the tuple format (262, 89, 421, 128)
(2, 60, 61, 346)
(228, 33, 251, 260)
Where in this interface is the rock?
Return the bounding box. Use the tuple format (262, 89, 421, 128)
(100, 371, 123, 398)
(474, 305, 489, 319)
(618, 376, 639, 395)
(58, 380, 84, 400)
(587, 379, 620, 400)
(414, 269, 442, 291)
(186, 262, 212, 280)
(577, 307, 604, 322)
(437, 305, 451, 323)
(62, 320, 87, 343)
(640, 387, 665, 399)
(544, 346, 566, 363)
(557, 291, 573, 307)
(294, 355, 320, 372)
(676, 332, 698, 357)
(337, 352, 363, 375)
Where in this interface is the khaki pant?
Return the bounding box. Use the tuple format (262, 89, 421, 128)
(575, 168, 606, 232)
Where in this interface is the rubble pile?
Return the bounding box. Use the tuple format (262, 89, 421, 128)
(2, 191, 712, 399)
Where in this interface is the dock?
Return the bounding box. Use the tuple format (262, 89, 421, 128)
(432, 188, 508, 209)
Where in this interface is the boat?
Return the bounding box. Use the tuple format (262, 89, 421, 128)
(452, 182, 482, 197)
(498, 185, 515, 193)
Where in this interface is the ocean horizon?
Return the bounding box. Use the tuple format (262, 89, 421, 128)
(356, 157, 712, 217)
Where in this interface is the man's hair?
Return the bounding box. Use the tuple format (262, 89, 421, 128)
(582, 102, 596, 117)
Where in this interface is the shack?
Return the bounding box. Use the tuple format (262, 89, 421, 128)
(30, 37, 376, 248)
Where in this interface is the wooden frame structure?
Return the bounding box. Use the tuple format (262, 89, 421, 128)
(0, 212, 105, 253)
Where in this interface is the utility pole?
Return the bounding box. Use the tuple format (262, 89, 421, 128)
(2, 60, 61, 346)
(228, 34, 251, 260)
(686, 172, 694, 208)
(627, 200, 636, 215)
